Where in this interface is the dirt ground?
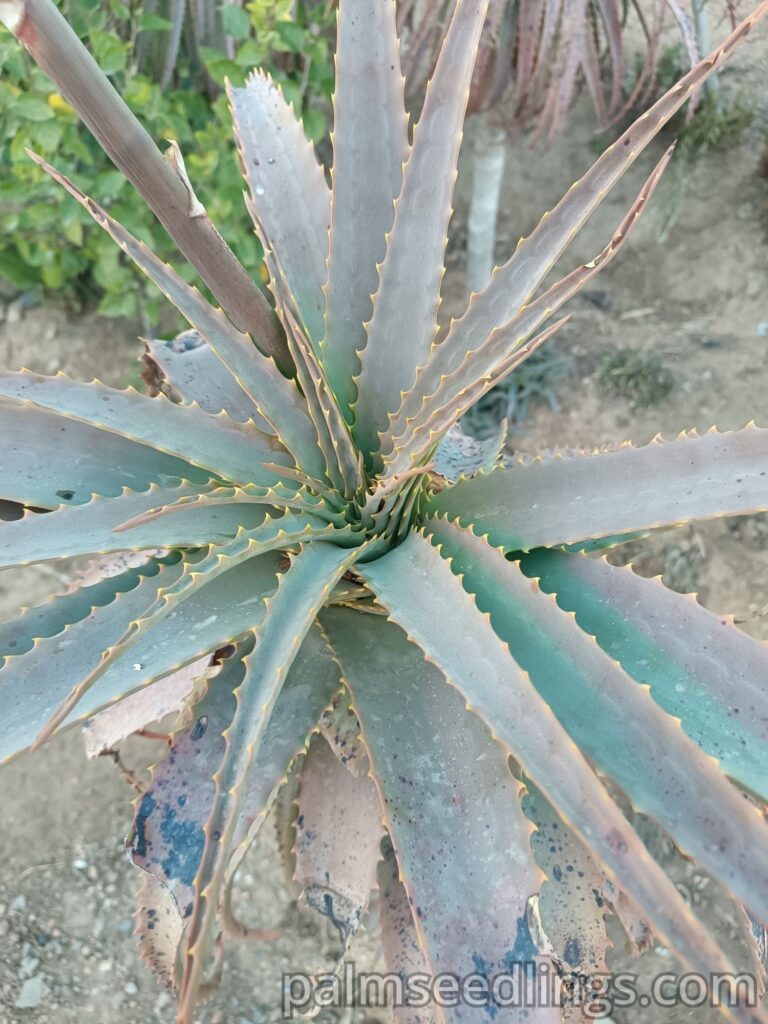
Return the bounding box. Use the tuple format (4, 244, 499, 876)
(2, 18, 768, 1024)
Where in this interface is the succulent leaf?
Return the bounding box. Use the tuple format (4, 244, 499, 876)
(224, 624, 342, 901)
(82, 655, 212, 760)
(33, 514, 344, 750)
(0, 556, 163, 663)
(521, 548, 768, 801)
(429, 426, 768, 551)
(144, 332, 274, 433)
(321, 0, 409, 422)
(377, 839, 435, 1024)
(294, 733, 383, 944)
(426, 515, 768, 925)
(354, 0, 490, 464)
(0, 553, 186, 763)
(29, 152, 325, 482)
(0, 369, 290, 488)
(360, 532, 756, 999)
(0, 482, 252, 567)
(2, 2, 768, 1020)
(229, 71, 331, 348)
(175, 541, 360, 1018)
(382, 146, 673, 476)
(0, 400, 210, 508)
(324, 606, 557, 1016)
(522, 779, 611, 978)
(433, 422, 507, 483)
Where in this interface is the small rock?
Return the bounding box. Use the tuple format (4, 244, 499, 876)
(757, 321, 768, 338)
(72, 858, 88, 872)
(20, 954, 40, 978)
(10, 895, 27, 913)
(155, 990, 172, 1011)
(5, 299, 23, 325)
(86, 864, 98, 882)
(124, 981, 138, 995)
(15, 974, 47, 1010)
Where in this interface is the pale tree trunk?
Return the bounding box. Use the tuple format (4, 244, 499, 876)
(693, 0, 720, 103)
(467, 112, 507, 295)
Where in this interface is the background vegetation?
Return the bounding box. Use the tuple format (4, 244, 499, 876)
(0, 0, 334, 324)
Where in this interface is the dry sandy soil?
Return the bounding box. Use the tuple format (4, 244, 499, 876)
(1, 19, 768, 1024)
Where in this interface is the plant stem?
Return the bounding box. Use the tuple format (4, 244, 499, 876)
(1, 0, 290, 371)
(693, 0, 721, 104)
(467, 111, 507, 295)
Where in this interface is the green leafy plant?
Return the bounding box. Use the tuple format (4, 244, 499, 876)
(2, 1, 768, 1022)
(597, 348, 676, 408)
(0, 0, 333, 321)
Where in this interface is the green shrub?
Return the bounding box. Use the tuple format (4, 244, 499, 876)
(0, 0, 334, 324)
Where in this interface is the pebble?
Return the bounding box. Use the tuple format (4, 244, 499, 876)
(20, 954, 40, 978)
(757, 321, 768, 338)
(10, 895, 27, 912)
(72, 858, 88, 871)
(123, 980, 138, 995)
(15, 974, 47, 1009)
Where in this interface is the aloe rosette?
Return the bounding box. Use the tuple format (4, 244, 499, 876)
(2, 0, 768, 1021)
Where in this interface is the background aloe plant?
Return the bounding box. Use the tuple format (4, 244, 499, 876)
(2, 0, 768, 1022)
(399, 0, 745, 291)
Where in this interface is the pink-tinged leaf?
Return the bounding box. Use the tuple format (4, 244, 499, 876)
(360, 533, 767, 1018)
(466, 0, 514, 116)
(294, 733, 383, 943)
(135, 868, 184, 993)
(429, 425, 768, 552)
(354, 0, 490, 464)
(535, 0, 589, 143)
(595, 0, 624, 113)
(82, 655, 211, 759)
(324, 606, 559, 1022)
(322, 0, 409, 422)
(229, 71, 330, 347)
(377, 839, 435, 1024)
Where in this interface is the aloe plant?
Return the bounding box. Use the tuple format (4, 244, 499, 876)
(400, 0, 736, 291)
(2, 0, 768, 1021)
